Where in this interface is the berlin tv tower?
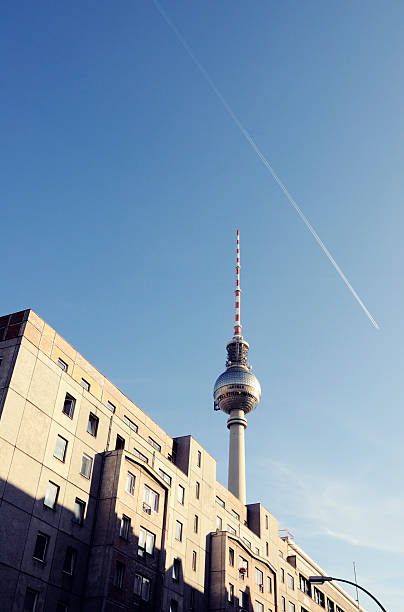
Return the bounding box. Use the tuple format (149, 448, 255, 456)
(213, 230, 261, 505)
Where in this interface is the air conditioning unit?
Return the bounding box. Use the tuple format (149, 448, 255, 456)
(142, 502, 151, 514)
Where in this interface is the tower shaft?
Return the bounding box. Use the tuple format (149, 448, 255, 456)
(227, 408, 247, 504)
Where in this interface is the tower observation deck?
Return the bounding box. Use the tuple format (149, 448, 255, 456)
(213, 230, 261, 505)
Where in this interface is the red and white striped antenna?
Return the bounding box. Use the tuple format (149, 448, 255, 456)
(234, 229, 242, 337)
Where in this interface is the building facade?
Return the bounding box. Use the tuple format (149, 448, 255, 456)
(0, 309, 366, 612)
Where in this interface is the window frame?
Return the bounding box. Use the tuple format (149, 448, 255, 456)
(62, 546, 77, 576)
(87, 412, 99, 437)
(24, 587, 39, 612)
(123, 415, 138, 432)
(81, 378, 91, 392)
(80, 453, 93, 479)
(62, 393, 76, 419)
(72, 498, 86, 525)
(177, 484, 185, 504)
(57, 357, 68, 372)
(54, 435, 68, 462)
(33, 532, 49, 563)
(138, 526, 155, 557)
(126, 471, 135, 496)
(114, 561, 125, 589)
(143, 484, 159, 513)
(120, 514, 131, 540)
(44, 481, 59, 510)
(175, 519, 183, 541)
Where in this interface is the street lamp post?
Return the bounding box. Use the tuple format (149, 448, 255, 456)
(308, 576, 386, 612)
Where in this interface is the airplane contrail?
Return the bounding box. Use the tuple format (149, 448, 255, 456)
(152, 0, 380, 330)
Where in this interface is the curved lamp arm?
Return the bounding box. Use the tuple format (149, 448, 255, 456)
(308, 576, 386, 612)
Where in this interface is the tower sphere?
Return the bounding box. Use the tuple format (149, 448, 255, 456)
(213, 363, 261, 415)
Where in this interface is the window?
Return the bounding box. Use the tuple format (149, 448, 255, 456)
(194, 514, 199, 533)
(62, 546, 77, 575)
(138, 526, 155, 556)
(266, 576, 272, 593)
(314, 587, 325, 608)
(73, 498, 85, 524)
(107, 400, 116, 413)
(172, 557, 181, 582)
(123, 415, 138, 432)
(23, 588, 39, 612)
(255, 603, 264, 612)
(196, 481, 200, 499)
(134, 573, 150, 601)
(115, 434, 125, 450)
(281, 568, 285, 583)
(336, 607, 345, 612)
(228, 583, 234, 604)
(190, 588, 196, 610)
(175, 520, 183, 541)
(227, 524, 236, 535)
(255, 567, 263, 589)
(288, 604, 295, 612)
(255, 546, 260, 555)
(33, 532, 49, 562)
(54, 435, 68, 462)
(114, 561, 125, 589)
(327, 600, 335, 612)
(178, 484, 185, 504)
(279, 550, 284, 558)
(287, 574, 295, 590)
(158, 467, 171, 484)
(231, 509, 240, 521)
(238, 590, 245, 609)
(126, 472, 135, 495)
(216, 516, 222, 530)
(80, 453, 93, 479)
(242, 537, 251, 549)
(62, 393, 75, 419)
(281, 597, 286, 612)
(239, 556, 248, 577)
(81, 378, 90, 392)
(144, 484, 159, 512)
(57, 358, 68, 372)
(192, 550, 197, 571)
(44, 481, 59, 509)
(148, 436, 161, 452)
(229, 547, 234, 567)
(215, 495, 225, 507)
(266, 542, 269, 556)
(299, 575, 311, 596)
(120, 515, 131, 540)
(197, 450, 201, 467)
(265, 515, 269, 529)
(170, 600, 178, 612)
(135, 448, 149, 463)
(87, 413, 99, 437)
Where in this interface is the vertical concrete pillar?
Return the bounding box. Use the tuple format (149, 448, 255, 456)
(227, 408, 247, 505)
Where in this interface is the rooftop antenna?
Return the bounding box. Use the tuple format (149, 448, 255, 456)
(353, 561, 360, 609)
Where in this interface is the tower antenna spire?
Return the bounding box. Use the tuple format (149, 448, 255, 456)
(234, 229, 241, 337)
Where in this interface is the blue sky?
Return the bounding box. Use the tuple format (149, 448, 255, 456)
(2, 1, 403, 609)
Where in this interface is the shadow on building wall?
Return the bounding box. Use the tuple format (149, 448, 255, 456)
(0, 459, 242, 612)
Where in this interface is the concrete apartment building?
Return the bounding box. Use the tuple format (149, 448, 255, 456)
(0, 306, 367, 612)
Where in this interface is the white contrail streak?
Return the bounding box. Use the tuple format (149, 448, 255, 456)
(152, 0, 379, 330)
